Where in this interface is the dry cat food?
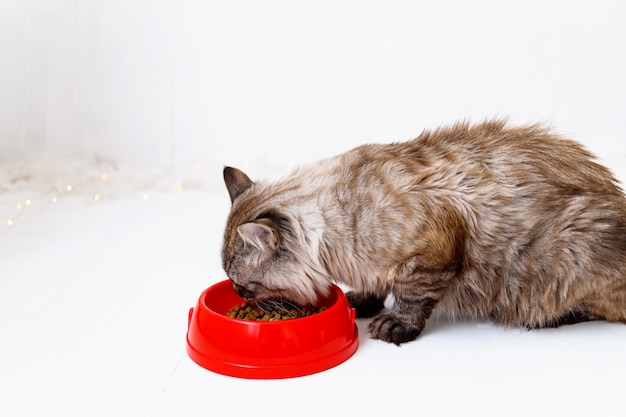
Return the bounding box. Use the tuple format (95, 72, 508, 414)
(226, 300, 327, 321)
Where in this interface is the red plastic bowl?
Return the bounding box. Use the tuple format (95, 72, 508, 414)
(186, 280, 359, 379)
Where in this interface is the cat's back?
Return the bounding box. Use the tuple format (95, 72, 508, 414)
(412, 120, 622, 196)
(253, 119, 623, 224)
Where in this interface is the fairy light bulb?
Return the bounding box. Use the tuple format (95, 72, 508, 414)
(1, 169, 202, 233)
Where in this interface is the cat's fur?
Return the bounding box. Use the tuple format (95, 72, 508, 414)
(221, 119, 626, 344)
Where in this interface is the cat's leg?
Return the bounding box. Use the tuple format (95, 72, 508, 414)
(527, 308, 598, 329)
(369, 270, 454, 345)
(584, 281, 626, 324)
(368, 204, 465, 344)
(345, 291, 387, 318)
(526, 277, 626, 329)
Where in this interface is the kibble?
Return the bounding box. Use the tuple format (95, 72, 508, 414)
(226, 300, 327, 321)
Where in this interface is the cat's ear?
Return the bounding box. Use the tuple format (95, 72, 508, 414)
(224, 166, 254, 203)
(237, 221, 279, 252)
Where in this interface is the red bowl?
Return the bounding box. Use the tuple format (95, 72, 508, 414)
(186, 280, 359, 379)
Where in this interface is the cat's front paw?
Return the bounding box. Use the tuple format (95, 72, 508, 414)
(345, 291, 386, 318)
(369, 313, 422, 345)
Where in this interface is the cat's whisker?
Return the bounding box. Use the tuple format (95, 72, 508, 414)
(276, 300, 293, 315)
(279, 299, 305, 315)
(256, 300, 272, 314)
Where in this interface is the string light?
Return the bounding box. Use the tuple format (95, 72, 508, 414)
(1, 162, 229, 234)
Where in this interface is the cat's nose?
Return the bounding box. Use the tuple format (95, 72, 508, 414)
(232, 282, 253, 298)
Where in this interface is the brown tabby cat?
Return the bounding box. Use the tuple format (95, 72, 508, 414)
(221, 120, 626, 344)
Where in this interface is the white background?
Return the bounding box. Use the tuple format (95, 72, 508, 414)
(2, 3, 626, 416)
(1, 0, 625, 189)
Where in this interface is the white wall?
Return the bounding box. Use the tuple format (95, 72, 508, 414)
(1, 0, 625, 189)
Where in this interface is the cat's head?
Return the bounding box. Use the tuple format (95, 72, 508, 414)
(221, 166, 331, 305)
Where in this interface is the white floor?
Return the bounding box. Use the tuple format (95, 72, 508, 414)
(1, 182, 626, 417)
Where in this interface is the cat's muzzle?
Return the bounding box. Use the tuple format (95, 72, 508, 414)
(232, 282, 255, 299)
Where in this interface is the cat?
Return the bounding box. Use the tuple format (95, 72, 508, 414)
(221, 119, 626, 345)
